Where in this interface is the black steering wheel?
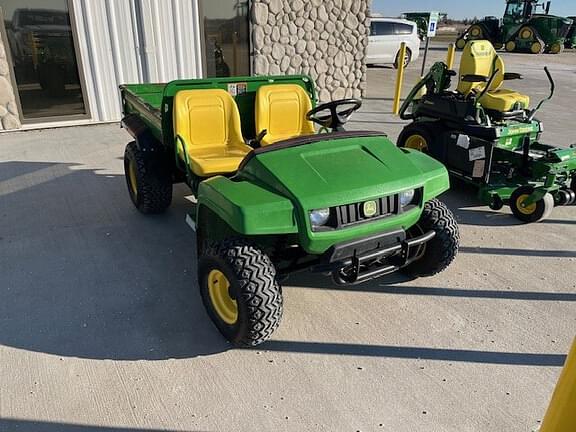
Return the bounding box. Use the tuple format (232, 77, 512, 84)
(306, 99, 362, 131)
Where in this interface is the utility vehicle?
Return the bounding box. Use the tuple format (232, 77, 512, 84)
(398, 40, 576, 223)
(120, 75, 459, 346)
(456, 0, 573, 54)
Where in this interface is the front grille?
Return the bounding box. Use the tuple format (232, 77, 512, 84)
(335, 194, 399, 228)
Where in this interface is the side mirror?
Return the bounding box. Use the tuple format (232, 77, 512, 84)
(503, 72, 523, 80)
(462, 74, 488, 83)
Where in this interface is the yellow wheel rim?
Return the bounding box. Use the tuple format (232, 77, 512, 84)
(550, 43, 561, 54)
(469, 26, 482, 38)
(456, 38, 466, 49)
(208, 270, 238, 325)
(405, 134, 428, 152)
(506, 41, 516, 52)
(516, 194, 537, 215)
(531, 41, 542, 54)
(128, 160, 138, 198)
(520, 27, 533, 40)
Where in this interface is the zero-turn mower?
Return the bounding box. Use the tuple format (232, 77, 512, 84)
(398, 40, 576, 223)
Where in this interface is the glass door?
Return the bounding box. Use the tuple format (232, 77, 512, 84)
(200, 0, 250, 78)
(0, 0, 88, 121)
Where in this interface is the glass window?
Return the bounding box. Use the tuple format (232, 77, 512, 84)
(395, 23, 414, 35)
(505, 2, 525, 17)
(371, 21, 395, 36)
(200, 0, 250, 78)
(1, 0, 87, 120)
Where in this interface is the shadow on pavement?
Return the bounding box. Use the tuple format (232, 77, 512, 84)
(286, 272, 576, 302)
(0, 419, 206, 432)
(256, 340, 566, 366)
(0, 161, 228, 361)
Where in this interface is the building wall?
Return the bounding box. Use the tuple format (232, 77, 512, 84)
(251, 0, 370, 102)
(71, 0, 204, 123)
(0, 33, 21, 130)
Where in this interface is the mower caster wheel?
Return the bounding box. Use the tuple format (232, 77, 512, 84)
(509, 186, 554, 223)
(403, 199, 460, 277)
(199, 238, 283, 347)
(489, 196, 504, 211)
(556, 189, 576, 206)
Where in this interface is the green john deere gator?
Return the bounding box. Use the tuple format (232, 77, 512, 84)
(119, 75, 459, 346)
(456, 0, 573, 54)
(398, 40, 576, 223)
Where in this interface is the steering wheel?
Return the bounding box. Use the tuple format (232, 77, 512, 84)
(306, 99, 362, 131)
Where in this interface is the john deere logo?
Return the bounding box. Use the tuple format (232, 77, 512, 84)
(363, 200, 378, 217)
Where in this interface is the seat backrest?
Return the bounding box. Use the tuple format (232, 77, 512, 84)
(457, 40, 505, 96)
(173, 89, 244, 153)
(255, 84, 315, 146)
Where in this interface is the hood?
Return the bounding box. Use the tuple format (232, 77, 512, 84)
(240, 134, 428, 210)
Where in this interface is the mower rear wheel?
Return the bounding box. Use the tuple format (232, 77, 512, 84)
(199, 238, 283, 347)
(124, 141, 172, 214)
(403, 199, 460, 277)
(509, 186, 554, 223)
(398, 123, 437, 154)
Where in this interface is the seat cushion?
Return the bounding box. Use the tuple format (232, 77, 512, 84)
(186, 146, 252, 177)
(256, 84, 316, 146)
(479, 89, 530, 112)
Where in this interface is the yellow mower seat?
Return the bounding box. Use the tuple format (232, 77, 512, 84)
(255, 84, 315, 146)
(457, 40, 530, 112)
(174, 89, 252, 177)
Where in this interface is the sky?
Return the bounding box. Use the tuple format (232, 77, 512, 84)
(372, 0, 574, 20)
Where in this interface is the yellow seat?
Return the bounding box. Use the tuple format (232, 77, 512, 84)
(174, 89, 252, 177)
(255, 84, 316, 146)
(457, 40, 530, 112)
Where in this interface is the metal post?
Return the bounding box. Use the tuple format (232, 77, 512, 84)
(446, 43, 456, 70)
(393, 42, 407, 115)
(420, 37, 430, 77)
(540, 337, 576, 432)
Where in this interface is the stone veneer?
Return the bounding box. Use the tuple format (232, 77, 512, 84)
(251, 0, 369, 102)
(0, 35, 21, 130)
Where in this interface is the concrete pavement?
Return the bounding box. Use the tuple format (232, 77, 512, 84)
(1, 45, 575, 432)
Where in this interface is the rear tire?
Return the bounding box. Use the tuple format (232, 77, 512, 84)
(394, 48, 412, 69)
(509, 186, 554, 223)
(124, 141, 172, 214)
(199, 239, 283, 347)
(403, 199, 460, 277)
(398, 122, 441, 154)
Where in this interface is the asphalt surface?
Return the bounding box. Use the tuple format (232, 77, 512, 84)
(1, 43, 575, 432)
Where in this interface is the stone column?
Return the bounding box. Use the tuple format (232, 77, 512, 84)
(0, 35, 21, 130)
(251, 0, 369, 102)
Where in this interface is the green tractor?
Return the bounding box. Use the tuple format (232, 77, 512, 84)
(119, 75, 459, 346)
(456, 0, 573, 54)
(398, 40, 576, 223)
(565, 16, 576, 48)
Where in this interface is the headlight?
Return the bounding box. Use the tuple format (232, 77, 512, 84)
(309, 208, 331, 227)
(400, 189, 415, 207)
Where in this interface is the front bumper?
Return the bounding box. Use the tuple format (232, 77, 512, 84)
(312, 229, 435, 285)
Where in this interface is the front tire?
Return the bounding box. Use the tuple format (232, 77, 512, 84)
(509, 186, 554, 223)
(124, 141, 172, 214)
(403, 199, 460, 277)
(199, 239, 283, 347)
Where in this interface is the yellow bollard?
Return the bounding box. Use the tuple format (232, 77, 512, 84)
(540, 337, 576, 432)
(446, 43, 456, 70)
(393, 42, 407, 115)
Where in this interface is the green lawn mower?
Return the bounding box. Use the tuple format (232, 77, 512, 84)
(398, 40, 576, 223)
(119, 75, 459, 347)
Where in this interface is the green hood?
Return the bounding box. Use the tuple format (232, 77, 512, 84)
(240, 135, 440, 210)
